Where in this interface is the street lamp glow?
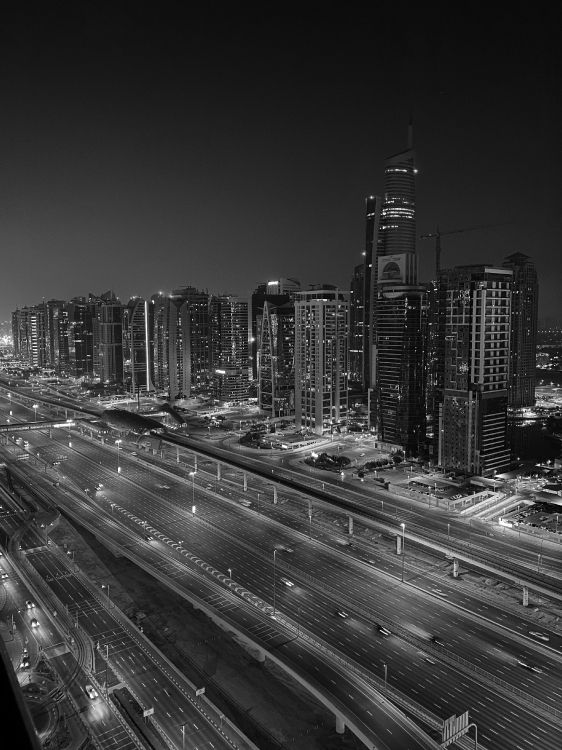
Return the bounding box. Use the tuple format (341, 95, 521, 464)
(115, 439, 122, 473)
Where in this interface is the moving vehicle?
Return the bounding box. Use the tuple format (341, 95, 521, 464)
(85, 684, 99, 699)
(280, 577, 294, 587)
(20, 656, 30, 670)
(25, 600, 35, 609)
(431, 635, 445, 646)
(375, 623, 392, 636)
(517, 659, 543, 673)
(335, 609, 349, 619)
(0, 569, 7, 579)
(529, 631, 549, 642)
(144, 535, 154, 542)
(30, 618, 39, 628)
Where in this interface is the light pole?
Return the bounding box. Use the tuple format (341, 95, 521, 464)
(189, 471, 196, 507)
(33, 403, 38, 421)
(227, 567, 232, 580)
(115, 439, 122, 473)
(273, 549, 277, 616)
(105, 644, 109, 697)
(400, 523, 406, 582)
(102, 583, 111, 608)
(447, 522, 450, 540)
(257, 492, 260, 513)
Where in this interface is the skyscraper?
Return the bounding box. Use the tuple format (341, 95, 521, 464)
(257, 299, 295, 418)
(294, 288, 349, 435)
(367, 126, 425, 451)
(210, 295, 250, 403)
(172, 286, 211, 394)
(123, 297, 154, 395)
(250, 278, 300, 380)
(502, 252, 538, 409)
(98, 293, 124, 385)
(151, 293, 190, 400)
(348, 263, 365, 386)
(436, 265, 512, 476)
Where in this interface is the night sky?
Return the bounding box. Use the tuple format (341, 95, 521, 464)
(1, 5, 560, 322)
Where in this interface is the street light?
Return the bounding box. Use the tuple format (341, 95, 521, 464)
(102, 583, 111, 608)
(189, 471, 196, 506)
(32, 403, 38, 421)
(400, 523, 406, 582)
(115, 439, 122, 473)
(273, 549, 277, 616)
(227, 567, 232, 580)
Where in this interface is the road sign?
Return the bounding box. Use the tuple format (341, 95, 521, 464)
(195, 687, 205, 697)
(143, 707, 154, 717)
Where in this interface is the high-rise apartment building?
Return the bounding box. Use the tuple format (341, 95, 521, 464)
(294, 288, 349, 435)
(502, 252, 538, 409)
(436, 265, 512, 476)
(210, 295, 250, 403)
(11, 305, 48, 368)
(151, 293, 190, 400)
(172, 286, 211, 394)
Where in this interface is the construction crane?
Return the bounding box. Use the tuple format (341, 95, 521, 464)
(419, 222, 511, 276)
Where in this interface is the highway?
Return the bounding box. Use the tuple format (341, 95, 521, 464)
(2, 388, 562, 749)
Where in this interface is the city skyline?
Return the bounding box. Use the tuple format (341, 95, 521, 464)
(1, 7, 560, 322)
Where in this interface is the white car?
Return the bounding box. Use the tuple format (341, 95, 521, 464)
(25, 600, 35, 610)
(85, 684, 98, 699)
(280, 577, 294, 587)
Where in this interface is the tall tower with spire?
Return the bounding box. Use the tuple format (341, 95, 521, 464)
(365, 124, 426, 453)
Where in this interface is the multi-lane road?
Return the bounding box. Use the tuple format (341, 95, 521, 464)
(1, 386, 562, 750)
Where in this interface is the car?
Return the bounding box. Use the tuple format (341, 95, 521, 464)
(431, 635, 445, 646)
(0, 569, 7, 579)
(375, 623, 392, 636)
(424, 656, 436, 664)
(156, 484, 171, 490)
(131, 452, 138, 456)
(84, 684, 99, 699)
(335, 609, 349, 619)
(529, 631, 550, 642)
(280, 577, 294, 587)
(30, 618, 39, 628)
(25, 600, 35, 609)
(95, 483, 103, 490)
(20, 656, 30, 670)
(144, 535, 154, 542)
